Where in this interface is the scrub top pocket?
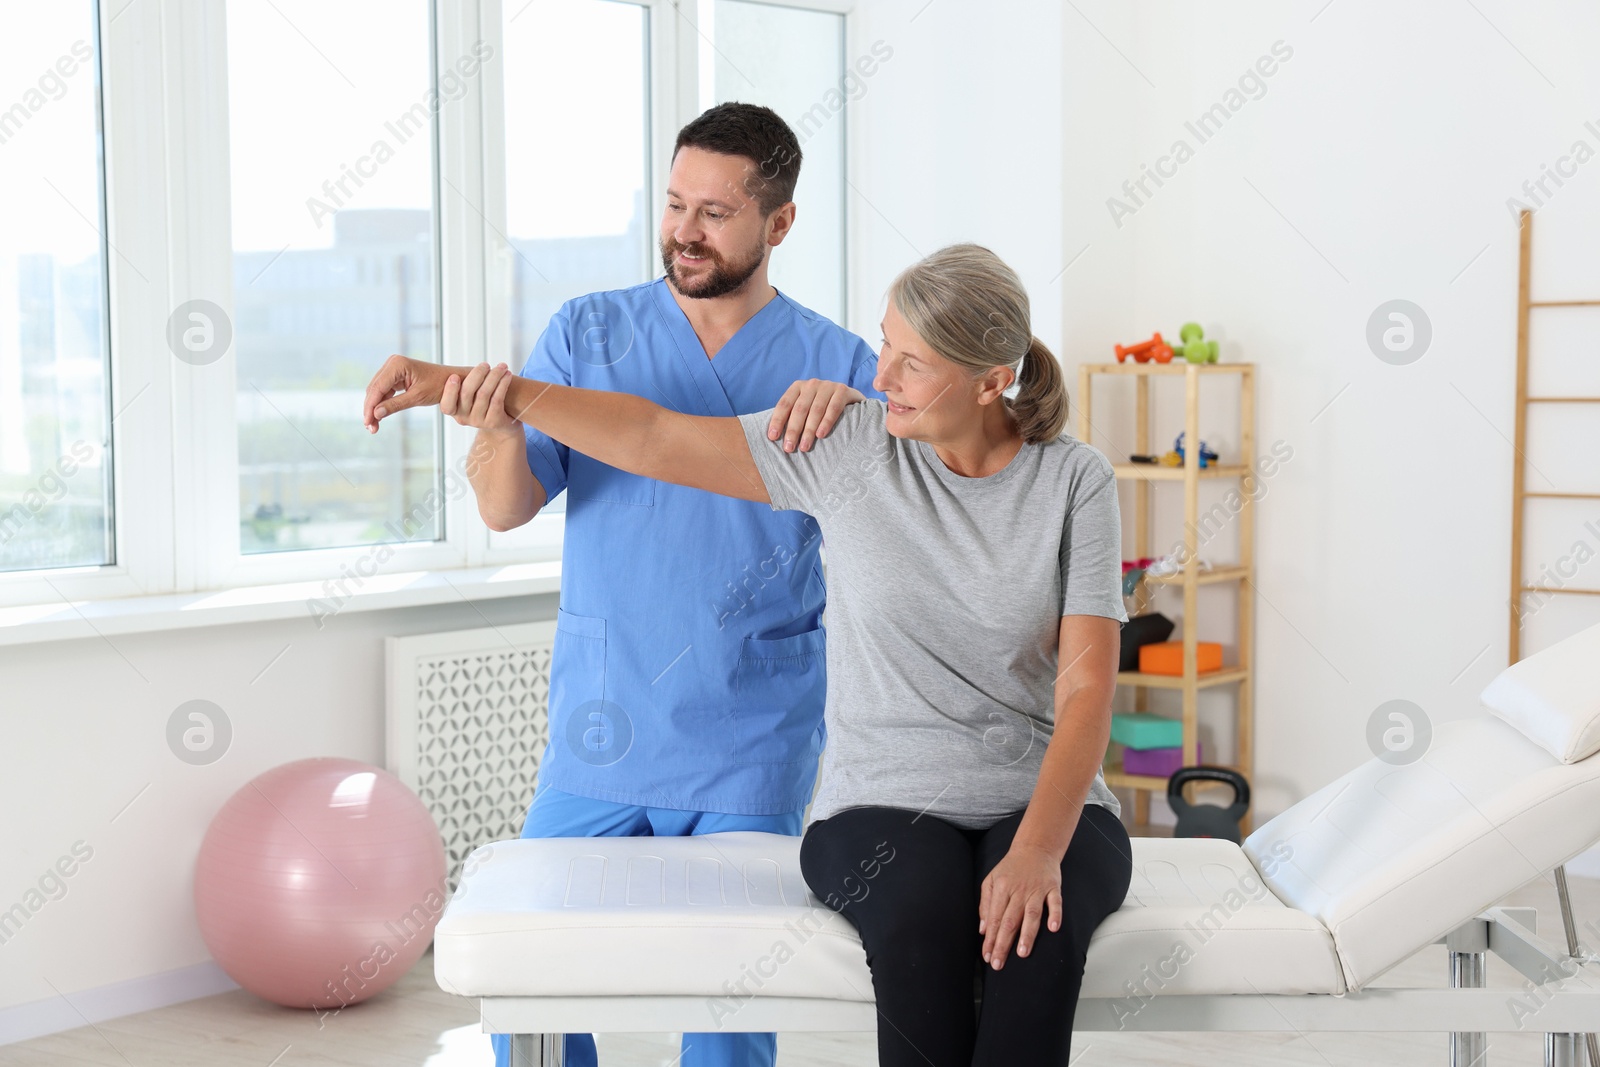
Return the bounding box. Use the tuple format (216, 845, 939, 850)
(551, 607, 608, 727)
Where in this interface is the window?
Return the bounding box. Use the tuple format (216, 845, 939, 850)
(501, 0, 651, 367)
(0, 2, 111, 575)
(707, 0, 846, 324)
(489, 0, 651, 549)
(225, 0, 441, 554)
(0, 0, 854, 608)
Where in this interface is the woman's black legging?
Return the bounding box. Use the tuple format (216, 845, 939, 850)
(799, 803, 1131, 1067)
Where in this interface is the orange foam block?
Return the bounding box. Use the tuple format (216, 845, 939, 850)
(1138, 640, 1222, 675)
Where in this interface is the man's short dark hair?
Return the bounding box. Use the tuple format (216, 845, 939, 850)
(672, 102, 802, 216)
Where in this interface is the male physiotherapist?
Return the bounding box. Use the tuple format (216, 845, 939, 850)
(457, 103, 882, 1067)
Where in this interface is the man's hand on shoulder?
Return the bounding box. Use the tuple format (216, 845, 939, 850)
(766, 378, 866, 453)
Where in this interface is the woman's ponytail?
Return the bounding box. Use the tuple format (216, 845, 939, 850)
(1011, 336, 1069, 444)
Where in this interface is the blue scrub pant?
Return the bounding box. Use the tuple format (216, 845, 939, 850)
(488, 780, 804, 1067)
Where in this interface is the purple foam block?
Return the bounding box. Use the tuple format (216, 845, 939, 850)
(1122, 742, 1203, 779)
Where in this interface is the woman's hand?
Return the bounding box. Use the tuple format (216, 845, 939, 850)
(766, 379, 865, 453)
(978, 842, 1062, 970)
(441, 362, 523, 437)
(363, 355, 452, 432)
(363, 358, 522, 437)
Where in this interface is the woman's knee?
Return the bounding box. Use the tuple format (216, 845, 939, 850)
(801, 809, 977, 954)
(799, 812, 895, 908)
(980, 910, 1092, 1004)
(1017, 905, 1094, 967)
(801, 807, 967, 911)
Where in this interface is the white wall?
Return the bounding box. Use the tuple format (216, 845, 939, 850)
(849, 0, 1600, 831)
(0, 594, 557, 1038)
(846, 0, 1077, 354)
(1111, 0, 1600, 823)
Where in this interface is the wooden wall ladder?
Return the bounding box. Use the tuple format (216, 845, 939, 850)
(1509, 209, 1600, 663)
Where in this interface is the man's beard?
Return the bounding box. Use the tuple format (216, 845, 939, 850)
(661, 234, 766, 299)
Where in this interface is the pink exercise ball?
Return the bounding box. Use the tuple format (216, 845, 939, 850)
(193, 757, 447, 1009)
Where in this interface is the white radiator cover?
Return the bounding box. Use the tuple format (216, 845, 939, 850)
(385, 620, 556, 892)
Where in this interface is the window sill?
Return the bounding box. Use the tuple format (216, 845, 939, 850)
(0, 562, 562, 648)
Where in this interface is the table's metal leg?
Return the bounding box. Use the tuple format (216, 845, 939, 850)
(508, 1033, 565, 1066)
(1545, 1032, 1583, 1067)
(1552, 866, 1599, 1067)
(1448, 943, 1487, 1067)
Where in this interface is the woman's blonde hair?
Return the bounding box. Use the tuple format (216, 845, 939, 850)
(887, 243, 1068, 444)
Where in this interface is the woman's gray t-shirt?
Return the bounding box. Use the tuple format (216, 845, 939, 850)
(736, 400, 1128, 830)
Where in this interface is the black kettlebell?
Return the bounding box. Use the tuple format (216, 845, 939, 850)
(1167, 766, 1250, 843)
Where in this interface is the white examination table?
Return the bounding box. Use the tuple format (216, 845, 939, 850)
(434, 624, 1600, 1065)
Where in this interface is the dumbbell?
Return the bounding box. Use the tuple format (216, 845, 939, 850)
(1114, 332, 1174, 364)
(1176, 322, 1219, 364)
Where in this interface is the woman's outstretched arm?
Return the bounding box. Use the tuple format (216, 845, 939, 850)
(361, 356, 769, 503)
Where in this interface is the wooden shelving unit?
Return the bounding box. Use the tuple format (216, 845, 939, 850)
(1076, 361, 1257, 836)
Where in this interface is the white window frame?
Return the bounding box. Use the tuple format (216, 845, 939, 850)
(0, 0, 856, 613)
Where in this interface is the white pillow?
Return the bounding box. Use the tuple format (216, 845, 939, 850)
(1480, 622, 1600, 764)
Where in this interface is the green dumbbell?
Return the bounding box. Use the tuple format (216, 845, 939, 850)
(1177, 322, 1219, 363)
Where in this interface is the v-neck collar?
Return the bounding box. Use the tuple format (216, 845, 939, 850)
(650, 277, 790, 417)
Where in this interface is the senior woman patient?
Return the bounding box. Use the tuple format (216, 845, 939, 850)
(363, 243, 1133, 1067)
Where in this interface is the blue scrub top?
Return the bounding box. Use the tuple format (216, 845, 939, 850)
(520, 277, 883, 816)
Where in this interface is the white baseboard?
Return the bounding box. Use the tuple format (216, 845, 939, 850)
(0, 960, 238, 1047)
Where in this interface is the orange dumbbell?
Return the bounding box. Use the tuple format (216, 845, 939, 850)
(1114, 332, 1174, 364)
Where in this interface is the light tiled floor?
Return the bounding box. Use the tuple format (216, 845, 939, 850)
(3, 871, 1596, 1066)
